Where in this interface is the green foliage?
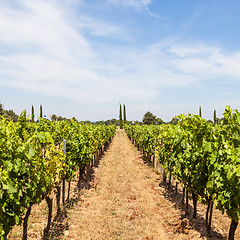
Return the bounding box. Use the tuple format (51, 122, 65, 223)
(123, 104, 126, 124)
(119, 104, 123, 129)
(125, 106, 240, 238)
(51, 114, 57, 122)
(0, 103, 18, 122)
(31, 105, 34, 123)
(0, 104, 3, 115)
(40, 105, 43, 118)
(142, 112, 165, 125)
(142, 112, 156, 125)
(0, 117, 116, 238)
(94, 119, 118, 125)
(169, 117, 179, 125)
(214, 109, 217, 124)
(156, 117, 164, 125)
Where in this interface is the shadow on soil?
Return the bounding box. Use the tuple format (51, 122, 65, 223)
(140, 153, 226, 240)
(44, 142, 111, 240)
(160, 181, 225, 240)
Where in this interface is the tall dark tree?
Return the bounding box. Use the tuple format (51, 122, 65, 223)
(123, 104, 126, 124)
(119, 104, 123, 129)
(40, 105, 43, 118)
(18, 110, 27, 138)
(214, 109, 217, 124)
(0, 103, 4, 116)
(142, 112, 156, 125)
(199, 106, 202, 117)
(31, 105, 34, 123)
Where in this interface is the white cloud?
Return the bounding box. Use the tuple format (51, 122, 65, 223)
(168, 44, 240, 78)
(77, 16, 127, 38)
(0, 0, 240, 121)
(0, 0, 109, 103)
(108, 0, 151, 7)
(107, 0, 152, 11)
(168, 44, 219, 58)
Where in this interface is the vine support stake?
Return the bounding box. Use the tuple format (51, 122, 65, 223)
(186, 189, 189, 216)
(56, 183, 61, 217)
(181, 187, 185, 205)
(62, 139, 66, 206)
(154, 138, 157, 171)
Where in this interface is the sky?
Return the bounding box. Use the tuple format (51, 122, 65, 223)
(1, 0, 240, 122)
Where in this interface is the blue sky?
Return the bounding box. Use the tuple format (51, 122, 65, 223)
(0, 0, 240, 122)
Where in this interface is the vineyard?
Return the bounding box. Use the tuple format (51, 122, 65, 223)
(125, 106, 240, 240)
(1, 106, 240, 239)
(0, 111, 116, 239)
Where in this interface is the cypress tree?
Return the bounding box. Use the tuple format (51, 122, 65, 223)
(199, 106, 202, 117)
(214, 109, 217, 124)
(119, 104, 123, 129)
(31, 105, 34, 123)
(40, 105, 43, 118)
(123, 104, 126, 124)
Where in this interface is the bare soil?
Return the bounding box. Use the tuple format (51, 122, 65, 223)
(9, 129, 240, 240)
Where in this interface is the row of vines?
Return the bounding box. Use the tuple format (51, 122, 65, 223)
(0, 110, 116, 239)
(125, 106, 240, 240)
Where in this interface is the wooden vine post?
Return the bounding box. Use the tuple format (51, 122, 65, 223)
(154, 138, 157, 171)
(62, 139, 66, 206)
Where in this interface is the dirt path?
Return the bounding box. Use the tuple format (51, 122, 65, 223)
(65, 129, 204, 240)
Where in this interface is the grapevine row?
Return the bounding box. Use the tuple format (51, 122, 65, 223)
(125, 106, 240, 240)
(0, 111, 116, 239)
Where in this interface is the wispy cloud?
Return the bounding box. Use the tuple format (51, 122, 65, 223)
(77, 16, 127, 39)
(168, 43, 240, 78)
(107, 0, 154, 14)
(106, 40, 240, 88)
(0, 0, 108, 103)
(108, 0, 152, 8)
(0, 0, 240, 120)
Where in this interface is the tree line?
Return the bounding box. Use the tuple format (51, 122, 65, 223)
(0, 103, 18, 122)
(0, 103, 222, 126)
